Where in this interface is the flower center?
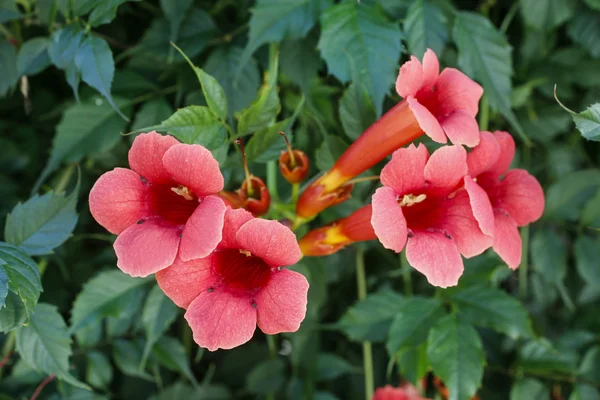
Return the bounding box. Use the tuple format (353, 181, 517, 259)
(398, 193, 427, 207)
(213, 248, 273, 293)
(148, 183, 199, 226)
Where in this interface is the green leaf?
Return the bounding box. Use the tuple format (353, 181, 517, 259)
(517, 339, 577, 374)
(0, 292, 27, 332)
(582, 190, 600, 228)
(159, 0, 194, 62)
(246, 359, 286, 394)
(74, 35, 126, 119)
(172, 43, 227, 120)
(545, 169, 600, 221)
(318, 2, 402, 115)
(0, 0, 21, 24)
(16, 303, 89, 389)
(245, 118, 293, 164)
(453, 12, 527, 143)
(567, 9, 600, 58)
(0, 267, 7, 308)
(72, 0, 102, 16)
(141, 285, 179, 367)
(150, 382, 231, 400)
(403, 0, 449, 58)
(449, 285, 533, 339)
(151, 336, 198, 386)
(427, 315, 485, 400)
(386, 297, 445, 355)
(131, 98, 173, 132)
(88, 0, 133, 27)
(519, 0, 576, 30)
(106, 283, 147, 337)
(337, 289, 404, 342)
(510, 379, 550, 400)
(316, 353, 356, 381)
(586, 0, 600, 10)
(575, 236, 600, 287)
(530, 229, 567, 284)
(0, 242, 41, 314)
(112, 338, 153, 381)
(205, 46, 260, 117)
(569, 103, 600, 142)
(237, 82, 281, 136)
(315, 135, 349, 172)
(5, 186, 78, 256)
(34, 97, 131, 192)
(146, 106, 227, 150)
(339, 82, 376, 140)
(0, 40, 18, 97)
(70, 270, 152, 333)
(280, 32, 321, 92)
(397, 344, 429, 384)
(580, 346, 600, 383)
(17, 38, 51, 76)
(86, 351, 113, 389)
(48, 25, 84, 69)
(570, 385, 600, 400)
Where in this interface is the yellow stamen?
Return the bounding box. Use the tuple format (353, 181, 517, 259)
(239, 249, 252, 257)
(171, 185, 194, 201)
(399, 193, 427, 207)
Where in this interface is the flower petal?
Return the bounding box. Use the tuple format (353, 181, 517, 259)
(89, 168, 149, 234)
(396, 56, 424, 98)
(156, 256, 218, 309)
(440, 191, 493, 258)
(424, 145, 467, 193)
(421, 48, 440, 90)
(128, 131, 179, 184)
(371, 187, 408, 253)
(489, 130, 515, 178)
(492, 169, 545, 226)
(464, 177, 494, 237)
(380, 143, 429, 194)
(406, 231, 464, 288)
(236, 218, 301, 267)
(162, 143, 224, 196)
(493, 211, 522, 269)
(467, 131, 501, 177)
(220, 207, 254, 249)
(255, 269, 309, 334)
(433, 68, 483, 117)
(440, 110, 481, 147)
(179, 196, 226, 261)
(114, 220, 180, 277)
(185, 289, 257, 351)
(407, 97, 447, 143)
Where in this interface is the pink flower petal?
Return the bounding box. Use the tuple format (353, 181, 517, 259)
(407, 97, 447, 143)
(156, 256, 218, 309)
(380, 144, 429, 194)
(424, 145, 467, 193)
(493, 169, 545, 226)
(185, 289, 257, 351)
(236, 219, 301, 267)
(488, 130, 515, 178)
(406, 231, 464, 288)
(440, 190, 493, 258)
(440, 111, 481, 147)
(114, 219, 180, 277)
(467, 131, 501, 177)
(179, 196, 226, 261)
(220, 207, 254, 249)
(421, 48, 440, 90)
(162, 143, 224, 196)
(89, 168, 150, 234)
(464, 177, 495, 237)
(433, 68, 483, 118)
(255, 269, 309, 334)
(371, 187, 408, 253)
(492, 211, 522, 269)
(128, 131, 179, 184)
(396, 56, 424, 98)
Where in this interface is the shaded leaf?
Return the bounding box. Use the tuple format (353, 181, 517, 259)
(0, 242, 41, 313)
(531, 229, 567, 284)
(280, 31, 321, 92)
(112, 338, 153, 380)
(567, 8, 600, 58)
(520, 0, 576, 30)
(517, 339, 577, 374)
(575, 236, 600, 287)
(545, 169, 600, 221)
(0, 40, 18, 97)
(316, 353, 356, 381)
(397, 344, 429, 384)
(0, 0, 21, 23)
(339, 82, 376, 140)
(510, 378, 550, 400)
(151, 336, 197, 386)
(0, 291, 27, 332)
(131, 98, 173, 132)
(245, 119, 293, 164)
(568, 103, 600, 141)
(403, 0, 449, 58)
(86, 351, 112, 389)
(141, 285, 179, 367)
(17, 38, 51, 76)
(237, 81, 281, 136)
(246, 359, 286, 394)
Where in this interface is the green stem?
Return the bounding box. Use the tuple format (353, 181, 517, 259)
(500, 1, 519, 33)
(356, 248, 374, 400)
(479, 94, 489, 131)
(266, 161, 279, 202)
(519, 225, 529, 299)
(557, 281, 576, 312)
(266, 334, 277, 400)
(400, 252, 412, 296)
(291, 183, 300, 204)
(54, 164, 75, 193)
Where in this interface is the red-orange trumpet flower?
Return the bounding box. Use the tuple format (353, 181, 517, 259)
(234, 139, 270, 217)
(279, 131, 309, 184)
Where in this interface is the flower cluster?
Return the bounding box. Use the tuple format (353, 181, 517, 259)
(88, 48, 544, 351)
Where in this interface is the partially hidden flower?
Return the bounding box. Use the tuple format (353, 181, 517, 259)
(156, 207, 308, 351)
(372, 384, 430, 400)
(296, 48, 483, 220)
(279, 131, 310, 184)
(89, 131, 226, 277)
(467, 131, 545, 268)
(371, 144, 493, 287)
